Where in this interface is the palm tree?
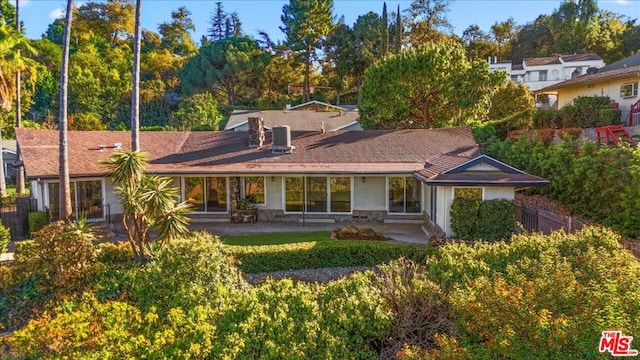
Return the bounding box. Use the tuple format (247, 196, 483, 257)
(131, 0, 141, 151)
(0, 21, 36, 198)
(58, 0, 73, 219)
(15, 0, 25, 194)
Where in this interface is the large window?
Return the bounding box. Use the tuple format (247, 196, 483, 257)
(48, 180, 102, 219)
(388, 176, 421, 213)
(285, 176, 351, 213)
(453, 187, 483, 200)
(538, 70, 547, 81)
(621, 82, 638, 98)
(330, 177, 351, 212)
(243, 177, 265, 204)
(184, 177, 227, 212)
(285, 177, 304, 212)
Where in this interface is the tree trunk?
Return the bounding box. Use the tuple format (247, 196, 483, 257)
(0, 127, 6, 198)
(131, 0, 142, 151)
(58, 0, 73, 219)
(15, 0, 25, 194)
(304, 46, 311, 103)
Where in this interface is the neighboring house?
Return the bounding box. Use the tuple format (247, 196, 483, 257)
(489, 53, 605, 107)
(225, 100, 362, 131)
(536, 52, 640, 126)
(2, 140, 17, 183)
(16, 126, 547, 237)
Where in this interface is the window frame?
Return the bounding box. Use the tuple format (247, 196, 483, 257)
(241, 176, 266, 205)
(283, 176, 353, 214)
(182, 176, 229, 213)
(387, 176, 422, 214)
(452, 186, 485, 201)
(46, 179, 105, 219)
(620, 82, 638, 98)
(538, 70, 548, 82)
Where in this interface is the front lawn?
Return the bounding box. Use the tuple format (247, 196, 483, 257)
(222, 232, 433, 273)
(220, 231, 331, 246)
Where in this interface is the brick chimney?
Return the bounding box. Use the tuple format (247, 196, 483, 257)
(247, 117, 265, 147)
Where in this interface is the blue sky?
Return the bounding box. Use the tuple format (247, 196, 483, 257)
(16, 0, 640, 43)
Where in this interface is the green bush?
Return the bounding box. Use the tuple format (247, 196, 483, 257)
(131, 231, 247, 312)
(230, 241, 432, 273)
(440, 227, 640, 359)
(450, 198, 480, 240)
(0, 220, 9, 254)
(451, 199, 514, 241)
(27, 212, 48, 236)
(598, 107, 621, 126)
(533, 109, 563, 129)
(476, 200, 515, 241)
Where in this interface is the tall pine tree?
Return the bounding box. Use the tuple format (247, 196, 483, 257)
(280, 0, 333, 103)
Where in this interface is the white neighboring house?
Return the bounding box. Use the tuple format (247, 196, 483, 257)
(536, 52, 640, 126)
(489, 53, 605, 107)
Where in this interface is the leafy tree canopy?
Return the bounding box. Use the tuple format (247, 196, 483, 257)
(179, 36, 269, 105)
(359, 42, 506, 129)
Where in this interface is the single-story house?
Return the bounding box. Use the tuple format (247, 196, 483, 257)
(537, 52, 640, 125)
(16, 126, 547, 237)
(225, 101, 362, 131)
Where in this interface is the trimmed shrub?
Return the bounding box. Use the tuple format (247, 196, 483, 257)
(451, 199, 515, 241)
(229, 241, 432, 273)
(450, 199, 479, 240)
(0, 221, 9, 254)
(27, 212, 48, 236)
(475, 200, 515, 241)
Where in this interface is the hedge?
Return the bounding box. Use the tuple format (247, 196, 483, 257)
(27, 212, 49, 236)
(228, 241, 433, 273)
(450, 199, 515, 242)
(0, 220, 10, 254)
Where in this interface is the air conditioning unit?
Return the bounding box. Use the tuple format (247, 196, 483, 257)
(272, 125, 294, 153)
(633, 113, 640, 126)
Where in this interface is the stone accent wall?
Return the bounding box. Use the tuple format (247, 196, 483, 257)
(247, 117, 265, 147)
(423, 212, 446, 238)
(257, 209, 421, 223)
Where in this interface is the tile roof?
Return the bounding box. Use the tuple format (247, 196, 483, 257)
(16, 127, 480, 179)
(225, 109, 361, 131)
(524, 56, 562, 66)
(561, 53, 603, 63)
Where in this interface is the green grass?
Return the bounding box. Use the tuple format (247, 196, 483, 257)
(219, 231, 434, 273)
(220, 231, 332, 246)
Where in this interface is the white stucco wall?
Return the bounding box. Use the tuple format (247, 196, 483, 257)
(104, 179, 122, 215)
(435, 186, 452, 235)
(354, 176, 386, 210)
(484, 187, 515, 201)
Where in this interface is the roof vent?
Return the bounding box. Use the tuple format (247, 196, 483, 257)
(113, 142, 123, 150)
(272, 125, 295, 154)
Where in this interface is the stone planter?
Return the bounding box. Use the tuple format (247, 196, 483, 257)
(230, 209, 258, 224)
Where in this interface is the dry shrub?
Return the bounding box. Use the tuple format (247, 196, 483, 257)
(373, 258, 453, 359)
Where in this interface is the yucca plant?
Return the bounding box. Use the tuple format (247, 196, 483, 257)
(102, 151, 192, 260)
